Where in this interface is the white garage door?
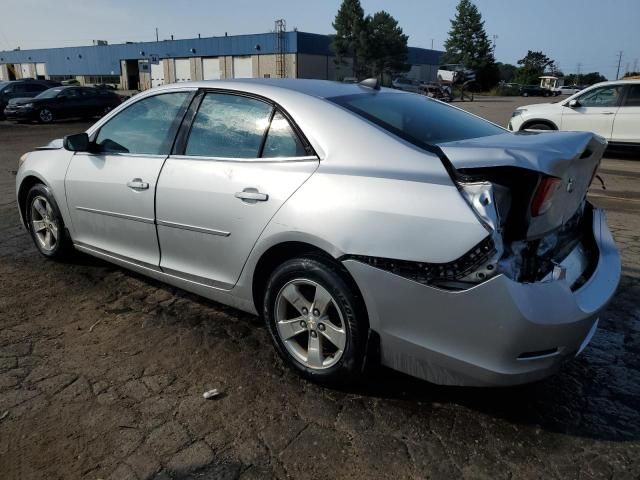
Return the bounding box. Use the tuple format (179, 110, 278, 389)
(35, 63, 46, 78)
(233, 56, 253, 78)
(175, 59, 191, 82)
(151, 62, 165, 87)
(20, 63, 31, 79)
(202, 58, 221, 80)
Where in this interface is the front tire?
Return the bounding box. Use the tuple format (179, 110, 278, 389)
(263, 255, 368, 385)
(522, 92, 529, 97)
(25, 184, 71, 259)
(525, 123, 553, 131)
(38, 108, 53, 123)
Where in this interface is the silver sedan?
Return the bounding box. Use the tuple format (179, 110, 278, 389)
(15, 79, 620, 386)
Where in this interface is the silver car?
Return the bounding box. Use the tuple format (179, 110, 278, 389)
(16, 79, 620, 386)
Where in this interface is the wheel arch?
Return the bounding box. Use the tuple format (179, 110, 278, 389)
(251, 240, 368, 323)
(520, 119, 559, 131)
(17, 174, 48, 226)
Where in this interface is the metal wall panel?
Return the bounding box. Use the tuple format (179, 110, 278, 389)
(202, 58, 221, 80)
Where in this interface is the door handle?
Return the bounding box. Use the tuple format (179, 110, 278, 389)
(602, 112, 615, 115)
(127, 178, 149, 190)
(235, 188, 268, 203)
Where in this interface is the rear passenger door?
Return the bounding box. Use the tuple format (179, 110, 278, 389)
(611, 84, 640, 144)
(155, 90, 319, 289)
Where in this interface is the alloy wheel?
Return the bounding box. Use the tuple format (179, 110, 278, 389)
(39, 109, 53, 123)
(275, 279, 347, 370)
(30, 195, 58, 252)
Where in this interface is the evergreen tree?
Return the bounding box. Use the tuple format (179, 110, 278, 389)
(332, 0, 368, 78)
(442, 0, 498, 89)
(366, 11, 409, 79)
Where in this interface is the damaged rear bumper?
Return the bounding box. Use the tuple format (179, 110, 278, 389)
(343, 208, 620, 386)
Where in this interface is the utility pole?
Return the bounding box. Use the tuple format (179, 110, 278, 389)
(615, 51, 623, 80)
(492, 34, 498, 54)
(576, 62, 582, 85)
(155, 28, 159, 42)
(634, 58, 639, 72)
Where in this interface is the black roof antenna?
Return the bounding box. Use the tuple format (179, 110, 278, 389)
(359, 77, 381, 90)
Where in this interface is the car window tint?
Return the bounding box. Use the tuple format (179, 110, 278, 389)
(26, 84, 46, 92)
(262, 112, 306, 158)
(329, 92, 504, 146)
(185, 93, 272, 158)
(623, 85, 640, 107)
(96, 92, 189, 155)
(578, 86, 623, 107)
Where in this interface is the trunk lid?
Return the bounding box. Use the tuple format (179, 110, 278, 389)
(438, 130, 606, 239)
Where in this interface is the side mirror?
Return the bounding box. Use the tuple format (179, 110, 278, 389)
(568, 99, 580, 108)
(63, 133, 90, 152)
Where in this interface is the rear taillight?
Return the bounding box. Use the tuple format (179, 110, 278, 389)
(531, 176, 560, 217)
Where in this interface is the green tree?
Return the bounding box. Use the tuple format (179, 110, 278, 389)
(332, 0, 368, 78)
(515, 50, 555, 85)
(497, 62, 517, 82)
(442, 0, 499, 89)
(365, 11, 409, 79)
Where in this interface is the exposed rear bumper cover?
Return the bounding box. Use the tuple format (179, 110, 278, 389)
(343, 208, 620, 386)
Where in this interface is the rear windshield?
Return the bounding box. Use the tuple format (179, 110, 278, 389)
(328, 92, 504, 147)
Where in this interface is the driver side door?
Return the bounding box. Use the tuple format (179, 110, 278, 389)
(561, 85, 624, 139)
(65, 90, 194, 266)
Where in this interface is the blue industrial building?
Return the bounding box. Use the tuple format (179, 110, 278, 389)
(0, 31, 443, 89)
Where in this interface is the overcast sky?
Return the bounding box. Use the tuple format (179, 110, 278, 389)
(1, 0, 638, 80)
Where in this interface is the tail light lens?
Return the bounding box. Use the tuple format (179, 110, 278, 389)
(531, 176, 560, 217)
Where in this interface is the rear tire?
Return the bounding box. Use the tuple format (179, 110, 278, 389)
(263, 255, 368, 385)
(522, 92, 529, 97)
(25, 184, 72, 259)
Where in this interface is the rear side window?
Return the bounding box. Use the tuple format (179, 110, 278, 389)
(96, 92, 189, 155)
(262, 112, 307, 158)
(624, 85, 640, 107)
(185, 93, 272, 158)
(329, 92, 504, 147)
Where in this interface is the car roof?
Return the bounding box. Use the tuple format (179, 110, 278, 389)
(150, 78, 401, 100)
(589, 79, 640, 88)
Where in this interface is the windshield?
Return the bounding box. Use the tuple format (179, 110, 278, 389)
(328, 92, 505, 147)
(35, 87, 64, 99)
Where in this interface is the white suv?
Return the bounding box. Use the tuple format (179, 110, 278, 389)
(509, 80, 640, 146)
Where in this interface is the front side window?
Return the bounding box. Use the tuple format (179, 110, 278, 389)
(623, 85, 640, 107)
(95, 92, 189, 154)
(577, 86, 623, 107)
(185, 93, 272, 158)
(329, 92, 504, 147)
(262, 112, 307, 158)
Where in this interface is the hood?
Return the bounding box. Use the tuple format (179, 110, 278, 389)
(34, 138, 64, 150)
(437, 131, 606, 178)
(8, 97, 35, 106)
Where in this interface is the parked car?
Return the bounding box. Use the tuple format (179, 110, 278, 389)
(559, 85, 583, 95)
(509, 80, 640, 147)
(0, 79, 61, 119)
(391, 77, 422, 93)
(4, 86, 121, 123)
(16, 79, 620, 386)
(520, 85, 552, 97)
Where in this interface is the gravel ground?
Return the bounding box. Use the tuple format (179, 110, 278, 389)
(0, 98, 639, 480)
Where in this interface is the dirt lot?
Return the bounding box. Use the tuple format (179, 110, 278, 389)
(1, 97, 639, 480)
